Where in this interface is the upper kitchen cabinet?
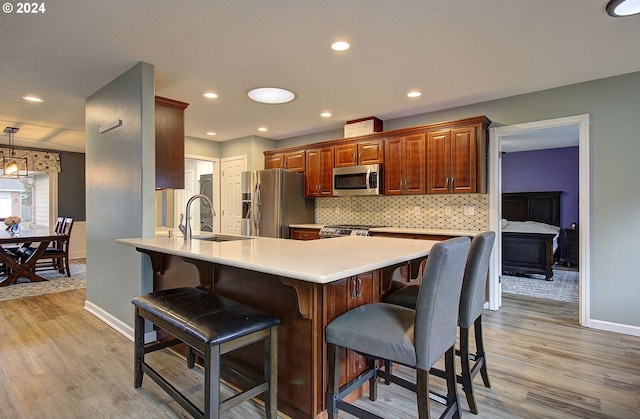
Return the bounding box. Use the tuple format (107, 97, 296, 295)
(426, 116, 490, 194)
(305, 145, 334, 197)
(334, 139, 384, 167)
(155, 96, 189, 189)
(384, 131, 426, 195)
(264, 149, 306, 172)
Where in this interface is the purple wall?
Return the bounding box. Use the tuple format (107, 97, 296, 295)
(502, 146, 579, 228)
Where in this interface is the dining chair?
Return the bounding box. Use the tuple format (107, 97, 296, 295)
(326, 237, 470, 419)
(26, 217, 74, 276)
(384, 231, 496, 414)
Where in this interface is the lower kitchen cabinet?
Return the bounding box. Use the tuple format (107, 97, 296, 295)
(325, 271, 381, 387)
(290, 227, 320, 240)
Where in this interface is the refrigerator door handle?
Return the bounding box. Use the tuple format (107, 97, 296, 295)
(252, 181, 261, 234)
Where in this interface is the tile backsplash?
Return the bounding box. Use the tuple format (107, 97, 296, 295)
(315, 194, 489, 231)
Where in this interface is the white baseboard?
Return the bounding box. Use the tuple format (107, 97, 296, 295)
(84, 300, 157, 343)
(588, 318, 640, 337)
(84, 300, 134, 341)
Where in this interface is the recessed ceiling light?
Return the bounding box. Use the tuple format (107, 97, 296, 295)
(331, 41, 350, 51)
(247, 87, 296, 104)
(407, 91, 422, 98)
(206, 132, 217, 136)
(258, 127, 268, 132)
(606, 0, 640, 16)
(320, 112, 332, 118)
(22, 96, 44, 103)
(203, 92, 218, 99)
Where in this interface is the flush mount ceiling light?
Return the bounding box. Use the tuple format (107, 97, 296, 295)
(331, 41, 350, 51)
(247, 87, 296, 104)
(320, 112, 332, 118)
(206, 131, 216, 136)
(407, 91, 422, 98)
(606, 0, 640, 16)
(1, 127, 28, 178)
(22, 95, 43, 102)
(203, 92, 218, 99)
(258, 127, 268, 132)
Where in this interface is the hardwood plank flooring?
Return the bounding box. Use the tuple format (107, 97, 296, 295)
(0, 289, 638, 418)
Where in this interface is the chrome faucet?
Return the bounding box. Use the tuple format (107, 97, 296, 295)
(180, 194, 215, 241)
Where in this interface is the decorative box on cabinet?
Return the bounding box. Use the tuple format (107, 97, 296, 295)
(426, 116, 490, 194)
(384, 131, 426, 194)
(265, 150, 306, 172)
(305, 146, 334, 197)
(155, 96, 189, 189)
(334, 139, 384, 167)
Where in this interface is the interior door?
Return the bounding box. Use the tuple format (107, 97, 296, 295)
(220, 156, 247, 234)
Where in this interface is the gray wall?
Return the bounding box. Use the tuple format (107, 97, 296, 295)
(221, 135, 276, 170)
(85, 62, 156, 327)
(186, 135, 221, 157)
(275, 71, 640, 329)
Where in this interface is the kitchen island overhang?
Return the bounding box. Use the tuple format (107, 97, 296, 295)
(117, 235, 438, 418)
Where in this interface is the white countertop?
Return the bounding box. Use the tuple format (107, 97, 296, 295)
(117, 235, 439, 284)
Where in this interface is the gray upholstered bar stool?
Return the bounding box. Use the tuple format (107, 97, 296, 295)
(326, 237, 470, 419)
(131, 287, 280, 419)
(384, 231, 496, 414)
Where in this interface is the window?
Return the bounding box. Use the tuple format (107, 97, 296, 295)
(0, 171, 50, 229)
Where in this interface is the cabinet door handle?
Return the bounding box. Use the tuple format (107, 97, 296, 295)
(353, 153, 357, 163)
(451, 177, 455, 191)
(445, 177, 450, 190)
(356, 276, 362, 297)
(350, 278, 356, 299)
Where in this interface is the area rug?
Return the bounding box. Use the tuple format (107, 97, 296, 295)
(0, 261, 86, 302)
(502, 268, 579, 304)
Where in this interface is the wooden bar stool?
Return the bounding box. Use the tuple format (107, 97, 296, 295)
(132, 287, 280, 419)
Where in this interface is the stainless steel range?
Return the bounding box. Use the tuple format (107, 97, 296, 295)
(318, 224, 375, 238)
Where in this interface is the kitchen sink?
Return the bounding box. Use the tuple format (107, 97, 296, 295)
(194, 234, 254, 242)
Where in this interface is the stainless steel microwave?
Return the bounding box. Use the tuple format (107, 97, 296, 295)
(332, 164, 382, 196)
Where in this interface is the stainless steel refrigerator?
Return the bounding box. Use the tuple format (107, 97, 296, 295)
(241, 169, 314, 238)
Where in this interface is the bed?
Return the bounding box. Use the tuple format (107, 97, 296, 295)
(501, 191, 562, 280)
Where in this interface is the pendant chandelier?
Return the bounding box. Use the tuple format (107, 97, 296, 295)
(1, 127, 28, 178)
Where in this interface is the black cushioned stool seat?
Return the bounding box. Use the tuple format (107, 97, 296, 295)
(132, 287, 280, 419)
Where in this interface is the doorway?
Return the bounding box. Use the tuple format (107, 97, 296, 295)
(489, 114, 590, 326)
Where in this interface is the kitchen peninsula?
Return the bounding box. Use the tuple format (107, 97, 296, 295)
(117, 234, 438, 418)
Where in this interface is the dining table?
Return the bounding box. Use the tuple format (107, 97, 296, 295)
(0, 228, 67, 286)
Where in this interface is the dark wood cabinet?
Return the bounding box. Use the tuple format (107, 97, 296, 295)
(565, 228, 578, 266)
(155, 96, 189, 189)
(263, 116, 490, 196)
(334, 139, 383, 167)
(290, 227, 320, 240)
(384, 132, 426, 194)
(426, 116, 489, 194)
(264, 150, 306, 172)
(325, 271, 380, 387)
(305, 146, 334, 197)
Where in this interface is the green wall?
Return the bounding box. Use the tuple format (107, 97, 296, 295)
(58, 151, 86, 221)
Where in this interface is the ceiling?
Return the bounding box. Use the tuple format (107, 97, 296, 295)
(1, 0, 639, 153)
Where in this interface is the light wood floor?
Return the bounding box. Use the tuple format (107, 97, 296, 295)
(0, 289, 638, 418)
